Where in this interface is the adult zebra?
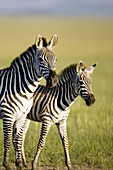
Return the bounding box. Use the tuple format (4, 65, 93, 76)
(0, 34, 58, 169)
(19, 61, 97, 170)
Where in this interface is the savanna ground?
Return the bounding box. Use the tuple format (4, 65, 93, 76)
(0, 16, 113, 169)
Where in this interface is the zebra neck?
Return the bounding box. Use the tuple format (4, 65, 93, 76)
(8, 45, 42, 94)
(57, 77, 78, 111)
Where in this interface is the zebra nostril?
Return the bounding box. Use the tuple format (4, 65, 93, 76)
(85, 93, 95, 106)
(51, 71, 58, 86)
(46, 78, 52, 88)
(89, 93, 95, 104)
(46, 70, 58, 88)
(52, 74, 59, 86)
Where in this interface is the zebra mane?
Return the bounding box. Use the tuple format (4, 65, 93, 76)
(58, 63, 77, 84)
(10, 44, 36, 68)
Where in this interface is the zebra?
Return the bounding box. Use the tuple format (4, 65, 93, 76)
(0, 34, 59, 170)
(18, 61, 97, 170)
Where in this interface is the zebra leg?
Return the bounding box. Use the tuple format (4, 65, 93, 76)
(56, 120, 72, 170)
(21, 119, 31, 167)
(12, 117, 27, 169)
(32, 120, 51, 170)
(12, 118, 30, 168)
(3, 115, 14, 170)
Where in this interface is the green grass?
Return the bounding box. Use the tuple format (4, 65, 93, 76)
(0, 16, 113, 169)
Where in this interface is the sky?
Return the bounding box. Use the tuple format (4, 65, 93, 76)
(0, 0, 113, 17)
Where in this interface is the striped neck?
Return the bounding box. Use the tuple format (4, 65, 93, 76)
(7, 44, 42, 94)
(56, 64, 79, 110)
(58, 64, 77, 85)
(10, 44, 41, 81)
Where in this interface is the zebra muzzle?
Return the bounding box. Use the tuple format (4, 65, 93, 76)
(85, 93, 95, 106)
(46, 70, 58, 88)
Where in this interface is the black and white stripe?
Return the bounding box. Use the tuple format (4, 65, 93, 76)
(20, 61, 97, 169)
(0, 34, 58, 169)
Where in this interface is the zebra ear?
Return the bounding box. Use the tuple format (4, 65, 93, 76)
(35, 35, 43, 49)
(76, 61, 84, 73)
(86, 62, 98, 74)
(48, 34, 58, 48)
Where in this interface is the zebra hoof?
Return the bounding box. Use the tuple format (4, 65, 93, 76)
(3, 161, 11, 170)
(22, 160, 28, 168)
(23, 163, 28, 168)
(16, 161, 23, 170)
(66, 163, 72, 170)
(32, 160, 37, 170)
(17, 165, 23, 170)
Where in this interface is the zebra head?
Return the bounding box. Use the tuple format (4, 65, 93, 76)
(34, 34, 58, 87)
(76, 61, 97, 106)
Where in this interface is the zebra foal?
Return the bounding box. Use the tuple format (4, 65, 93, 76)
(20, 61, 97, 170)
(0, 34, 58, 169)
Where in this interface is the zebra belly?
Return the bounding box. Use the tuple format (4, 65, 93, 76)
(13, 98, 33, 120)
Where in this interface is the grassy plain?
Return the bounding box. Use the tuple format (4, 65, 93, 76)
(0, 16, 113, 169)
